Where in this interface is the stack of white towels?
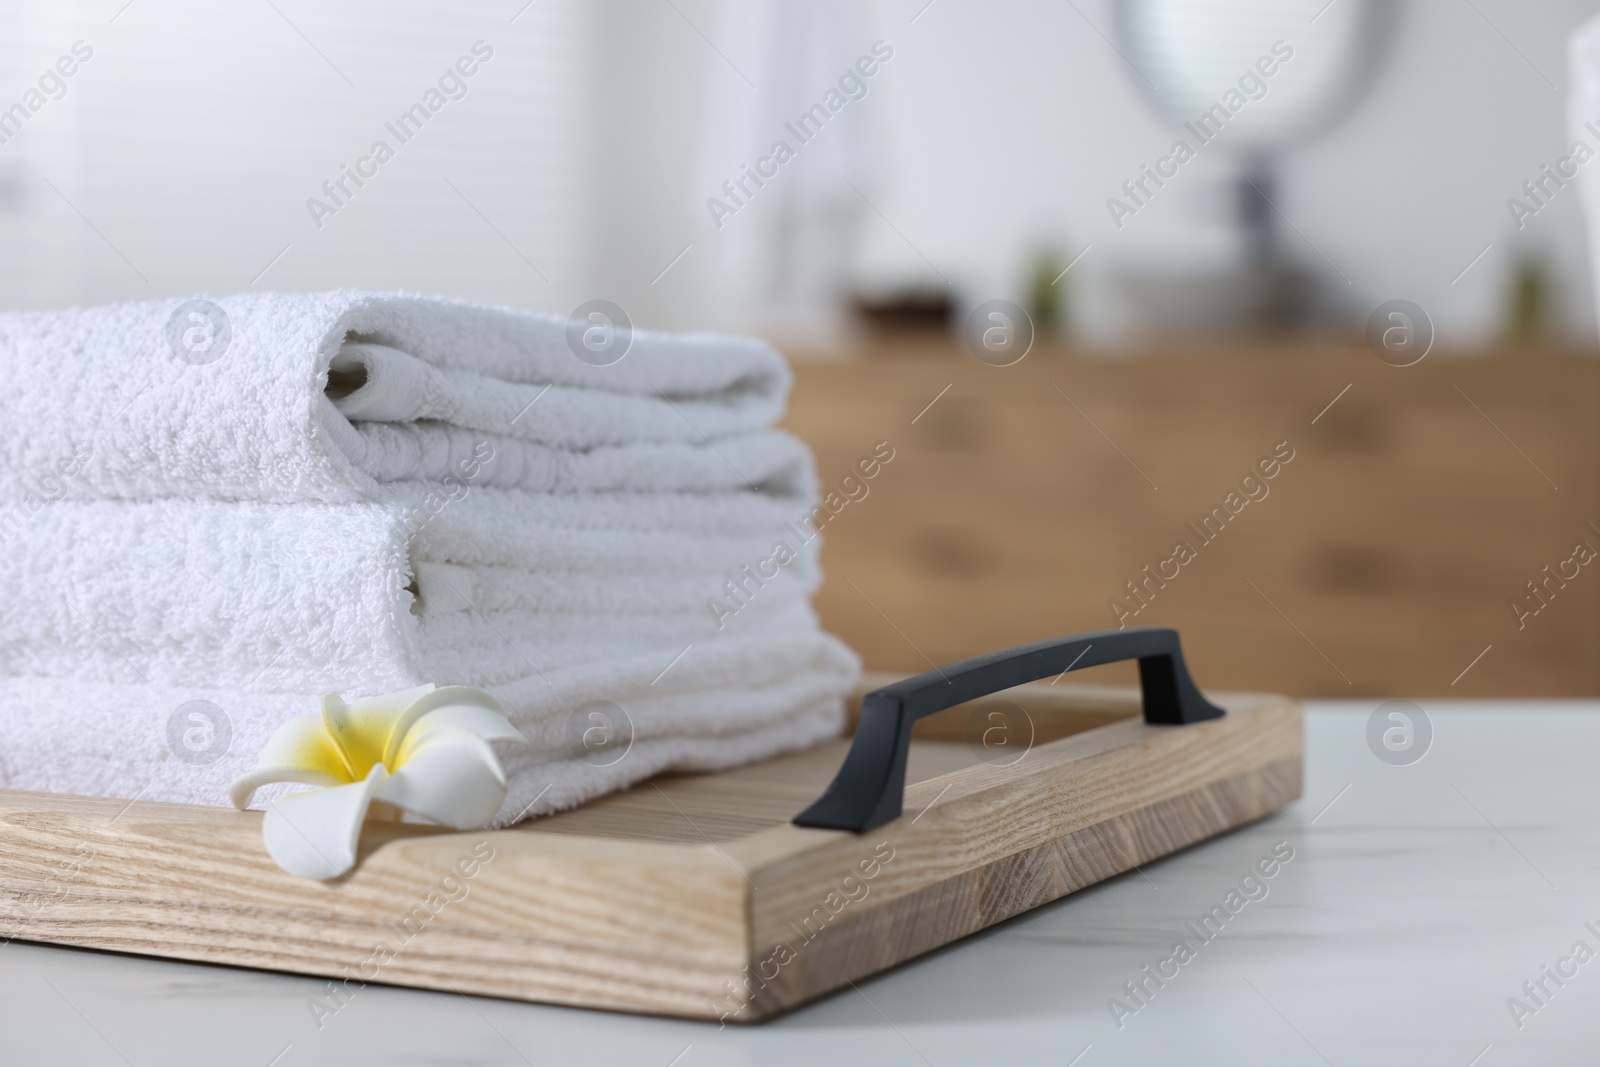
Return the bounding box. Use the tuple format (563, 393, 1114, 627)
(0, 291, 859, 823)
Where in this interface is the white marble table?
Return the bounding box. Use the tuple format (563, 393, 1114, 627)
(5, 702, 1599, 1066)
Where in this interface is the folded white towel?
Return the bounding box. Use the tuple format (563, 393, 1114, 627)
(0, 291, 792, 502)
(0, 489, 826, 693)
(0, 482, 856, 817)
(0, 628, 858, 823)
(0, 291, 860, 824)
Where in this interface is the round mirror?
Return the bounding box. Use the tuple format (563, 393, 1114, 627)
(1114, 0, 1390, 153)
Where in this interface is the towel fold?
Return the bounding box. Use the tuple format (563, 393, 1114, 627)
(344, 426, 812, 495)
(0, 291, 791, 503)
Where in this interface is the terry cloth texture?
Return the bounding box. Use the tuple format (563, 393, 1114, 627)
(0, 291, 858, 822)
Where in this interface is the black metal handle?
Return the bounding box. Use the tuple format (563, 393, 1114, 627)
(793, 627, 1225, 832)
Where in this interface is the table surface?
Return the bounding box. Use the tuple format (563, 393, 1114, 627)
(5, 701, 1599, 1066)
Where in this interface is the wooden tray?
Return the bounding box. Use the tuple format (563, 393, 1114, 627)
(0, 652, 1301, 1021)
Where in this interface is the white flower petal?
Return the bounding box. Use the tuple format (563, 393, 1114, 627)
(228, 766, 344, 812)
(228, 716, 349, 810)
(261, 766, 388, 880)
(408, 704, 527, 749)
(374, 729, 507, 830)
(383, 685, 518, 763)
(322, 684, 437, 777)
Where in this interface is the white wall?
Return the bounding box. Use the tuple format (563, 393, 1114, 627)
(0, 0, 591, 314)
(1, 0, 1595, 345)
(589, 0, 1600, 344)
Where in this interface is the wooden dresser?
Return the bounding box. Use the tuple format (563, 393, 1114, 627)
(783, 341, 1600, 697)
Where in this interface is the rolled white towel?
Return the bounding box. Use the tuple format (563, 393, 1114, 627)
(0, 291, 793, 502)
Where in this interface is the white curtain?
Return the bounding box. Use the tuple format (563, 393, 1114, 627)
(694, 0, 878, 345)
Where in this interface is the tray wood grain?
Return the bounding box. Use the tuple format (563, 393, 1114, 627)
(0, 677, 1301, 1021)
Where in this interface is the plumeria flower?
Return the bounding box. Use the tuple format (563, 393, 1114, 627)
(228, 684, 525, 880)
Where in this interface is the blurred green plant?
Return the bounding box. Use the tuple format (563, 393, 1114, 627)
(1505, 256, 1550, 343)
(1026, 249, 1069, 341)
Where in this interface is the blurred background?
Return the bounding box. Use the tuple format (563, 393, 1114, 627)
(3, 0, 1598, 697)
